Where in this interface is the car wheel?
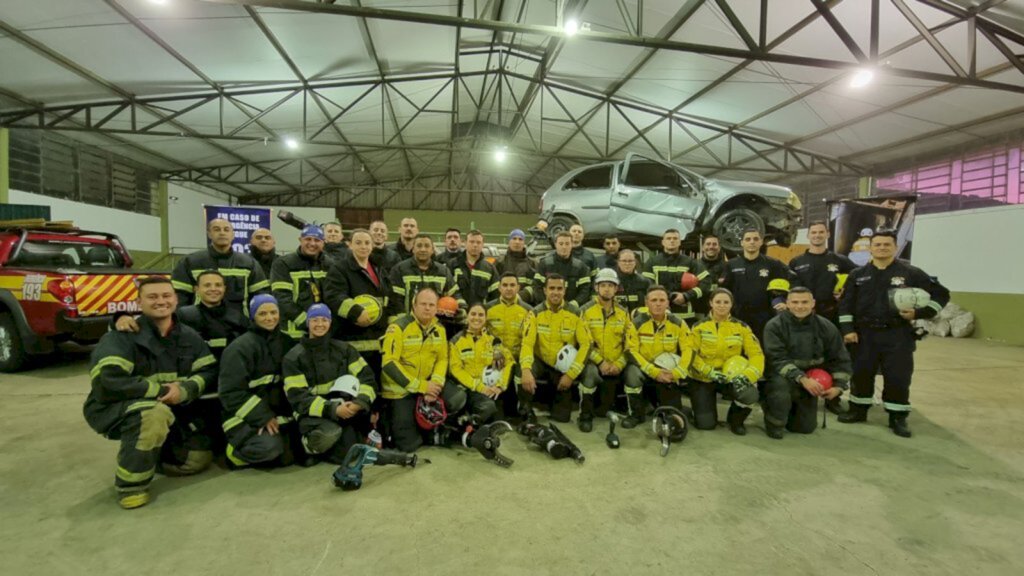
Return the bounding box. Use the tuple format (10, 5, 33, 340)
(0, 312, 28, 373)
(546, 215, 576, 246)
(712, 207, 765, 253)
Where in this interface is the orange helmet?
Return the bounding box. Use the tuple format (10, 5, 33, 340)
(437, 295, 459, 315)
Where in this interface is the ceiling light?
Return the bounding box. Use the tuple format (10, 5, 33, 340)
(494, 146, 508, 163)
(148, 0, 170, 5)
(284, 137, 300, 150)
(850, 68, 874, 88)
(564, 18, 579, 37)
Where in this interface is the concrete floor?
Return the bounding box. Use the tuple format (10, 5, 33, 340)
(1, 338, 1022, 576)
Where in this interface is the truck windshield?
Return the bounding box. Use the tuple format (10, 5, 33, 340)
(9, 240, 126, 269)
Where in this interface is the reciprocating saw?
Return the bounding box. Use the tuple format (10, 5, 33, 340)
(332, 444, 418, 491)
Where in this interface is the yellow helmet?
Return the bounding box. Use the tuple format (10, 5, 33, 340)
(766, 279, 790, 292)
(833, 273, 849, 294)
(722, 356, 750, 380)
(353, 294, 383, 324)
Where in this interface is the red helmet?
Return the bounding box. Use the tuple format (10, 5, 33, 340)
(415, 396, 448, 430)
(806, 368, 833, 390)
(680, 272, 699, 291)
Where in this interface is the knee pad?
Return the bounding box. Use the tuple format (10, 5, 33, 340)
(735, 386, 760, 407)
(137, 404, 174, 451)
(445, 387, 468, 414)
(303, 424, 344, 454)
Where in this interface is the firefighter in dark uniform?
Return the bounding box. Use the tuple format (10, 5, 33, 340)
(370, 219, 402, 275)
(762, 287, 852, 439)
(533, 232, 592, 307)
(695, 233, 727, 319)
(219, 295, 298, 467)
(271, 224, 330, 339)
(718, 228, 793, 341)
(450, 229, 499, 307)
(437, 228, 465, 269)
(282, 304, 378, 464)
(837, 230, 950, 437)
(84, 277, 217, 509)
(176, 270, 249, 362)
(248, 227, 277, 278)
(393, 217, 419, 261)
(323, 220, 350, 263)
(597, 233, 621, 269)
(614, 249, 651, 314)
(643, 228, 710, 323)
(496, 229, 537, 304)
(172, 218, 269, 315)
(387, 233, 466, 324)
(569, 223, 597, 272)
(789, 221, 856, 325)
(323, 229, 391, 381)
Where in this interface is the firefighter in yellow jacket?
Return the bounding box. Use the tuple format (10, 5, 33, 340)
(688, 288, 765, 435)
(381, 287, 464, 452)
(578, 268, 638, 433)
(519, 274, 592, 424)
(624, 284, 694, 427)
(448, 303, 513, 425)
(486, 272, 532, 419)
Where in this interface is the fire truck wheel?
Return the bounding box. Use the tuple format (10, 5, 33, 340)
(0, 312, 27, 373)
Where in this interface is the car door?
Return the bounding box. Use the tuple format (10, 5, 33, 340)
(608, 153, 706, 237)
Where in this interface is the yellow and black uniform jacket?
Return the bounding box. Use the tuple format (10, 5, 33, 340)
(218, 325, 294, 438)
(580, 300, 637, 371)
(84, 315, 217, 435)
(629, 312, 693, 381)
(520, 301, 591, 379)
(176, 301, 248, 371)
(642, 251, 710, 321)
(323, 253, 391, 353)
(614, 271, 652, 313)
(532, 253, 593, 307)
(282, 335, 378, 419)
(171, 246, 269, 316)
(381, 316, 448, 400)
(450, 256, 500, 307)
(688, 316, 765, 383)
(386, 258, 465, 321)
(270, 249, 330, 338)
(485, 296, 532, 358)
(448, 329, 513, 392)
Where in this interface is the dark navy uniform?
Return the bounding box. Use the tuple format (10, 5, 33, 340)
(693, 255, 727, 317)
(719, 253, 793, 340)
(614, 270, 652, 314)
(171, 247, 269, 316)
(789, 250, 856, 324)
(533, 252, 593, 307)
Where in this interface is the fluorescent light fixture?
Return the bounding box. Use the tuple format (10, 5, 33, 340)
(149, 0, 170, 5)
(494, 146, 508, 163)
(284, 137, 300, 150)
(564, 18, 579, 36)
(850, 68, 875, 88)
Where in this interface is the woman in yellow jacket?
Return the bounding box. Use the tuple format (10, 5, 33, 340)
(688, 288, 765, 436)
(448, 304, 512, 424)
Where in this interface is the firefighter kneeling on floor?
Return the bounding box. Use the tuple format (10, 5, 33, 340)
(282, 304, 379, 465)
(84, 276, 217, 509)
(624, 284, 694, 426)
(762, 287, 851, 440)
(448, 303, 511, 426)
(381, 287, 467, 452)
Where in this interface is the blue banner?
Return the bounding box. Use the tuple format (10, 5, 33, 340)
(204, 205, 271, 254)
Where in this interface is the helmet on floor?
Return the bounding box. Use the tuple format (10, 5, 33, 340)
(415, 396, 448, 430)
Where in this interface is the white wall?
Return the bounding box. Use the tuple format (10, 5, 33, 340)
(912, 204, 1024, 294)
(167, 182, 233, 251)
(7, 189, 161, 252)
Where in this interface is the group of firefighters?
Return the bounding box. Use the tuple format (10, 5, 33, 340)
(84, 215, 950, 509)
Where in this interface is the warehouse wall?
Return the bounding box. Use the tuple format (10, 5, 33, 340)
(912, 204, 1024, 345)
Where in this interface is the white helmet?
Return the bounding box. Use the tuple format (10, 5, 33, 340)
(890, 287, 931, 312)
(555, 344, 578, 373)
(653, 352, 680, 371)
(594, 268, 619, 286)
(482, 366, 501, 388)
(329, 375, 360, 398)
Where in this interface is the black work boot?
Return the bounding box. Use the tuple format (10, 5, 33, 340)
(838, 403, 869, 424)
(825, 396, 845, 415)
(765, 426, 784, 440)
(726, 403, 752, 436)
(888, 412, 912, 438)
(577, 394, 595, 433)
(621, 394, 646, 429)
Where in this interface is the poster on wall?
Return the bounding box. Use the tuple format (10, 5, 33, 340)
(827, 196, 916, 265)
(204, 205, 270, 253)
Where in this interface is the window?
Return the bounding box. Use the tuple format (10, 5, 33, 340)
(623, 161, 693, 195)
(563, 166, 612, 190)
(9, 241, 125, 269)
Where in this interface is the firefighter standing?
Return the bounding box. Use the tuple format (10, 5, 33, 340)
(450, 229, 499, 307)
(762, 287, 851, 439)
(694, 233, 727, 319)
(613, 249, 651, 314)
(84, 277, 217, 509)
(496, 229, 537, 304)
(282, 304, 378, 464)
(176, 270, 249, 362)
(387, 233, 465, 323)
(248, 227, 277, 278)
(533, 232, 592, 307)
(369, 219, 401, 275)
(270, 224, 330, 339)
(788, 221, 855, 325)
(519, 274, 592, 424)
(569, 223, 597, 272)
(579, 269, 639, 432)
(624, 285, 694, 423)
(172, 218, 269, 315)
(394, 217, 419, 261)
(837, 230, 950, 437)
(718, 228, 793, 341)
(597, 234, 621, 269)
(323, 221, 350, 262)
(643, 228, 710, 323)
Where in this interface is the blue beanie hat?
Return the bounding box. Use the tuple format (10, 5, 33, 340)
(301, 224, 325, 241)
(306, 303, 332, 324)
(509, 228, 526, 240)
(249, 294, 278, 318)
